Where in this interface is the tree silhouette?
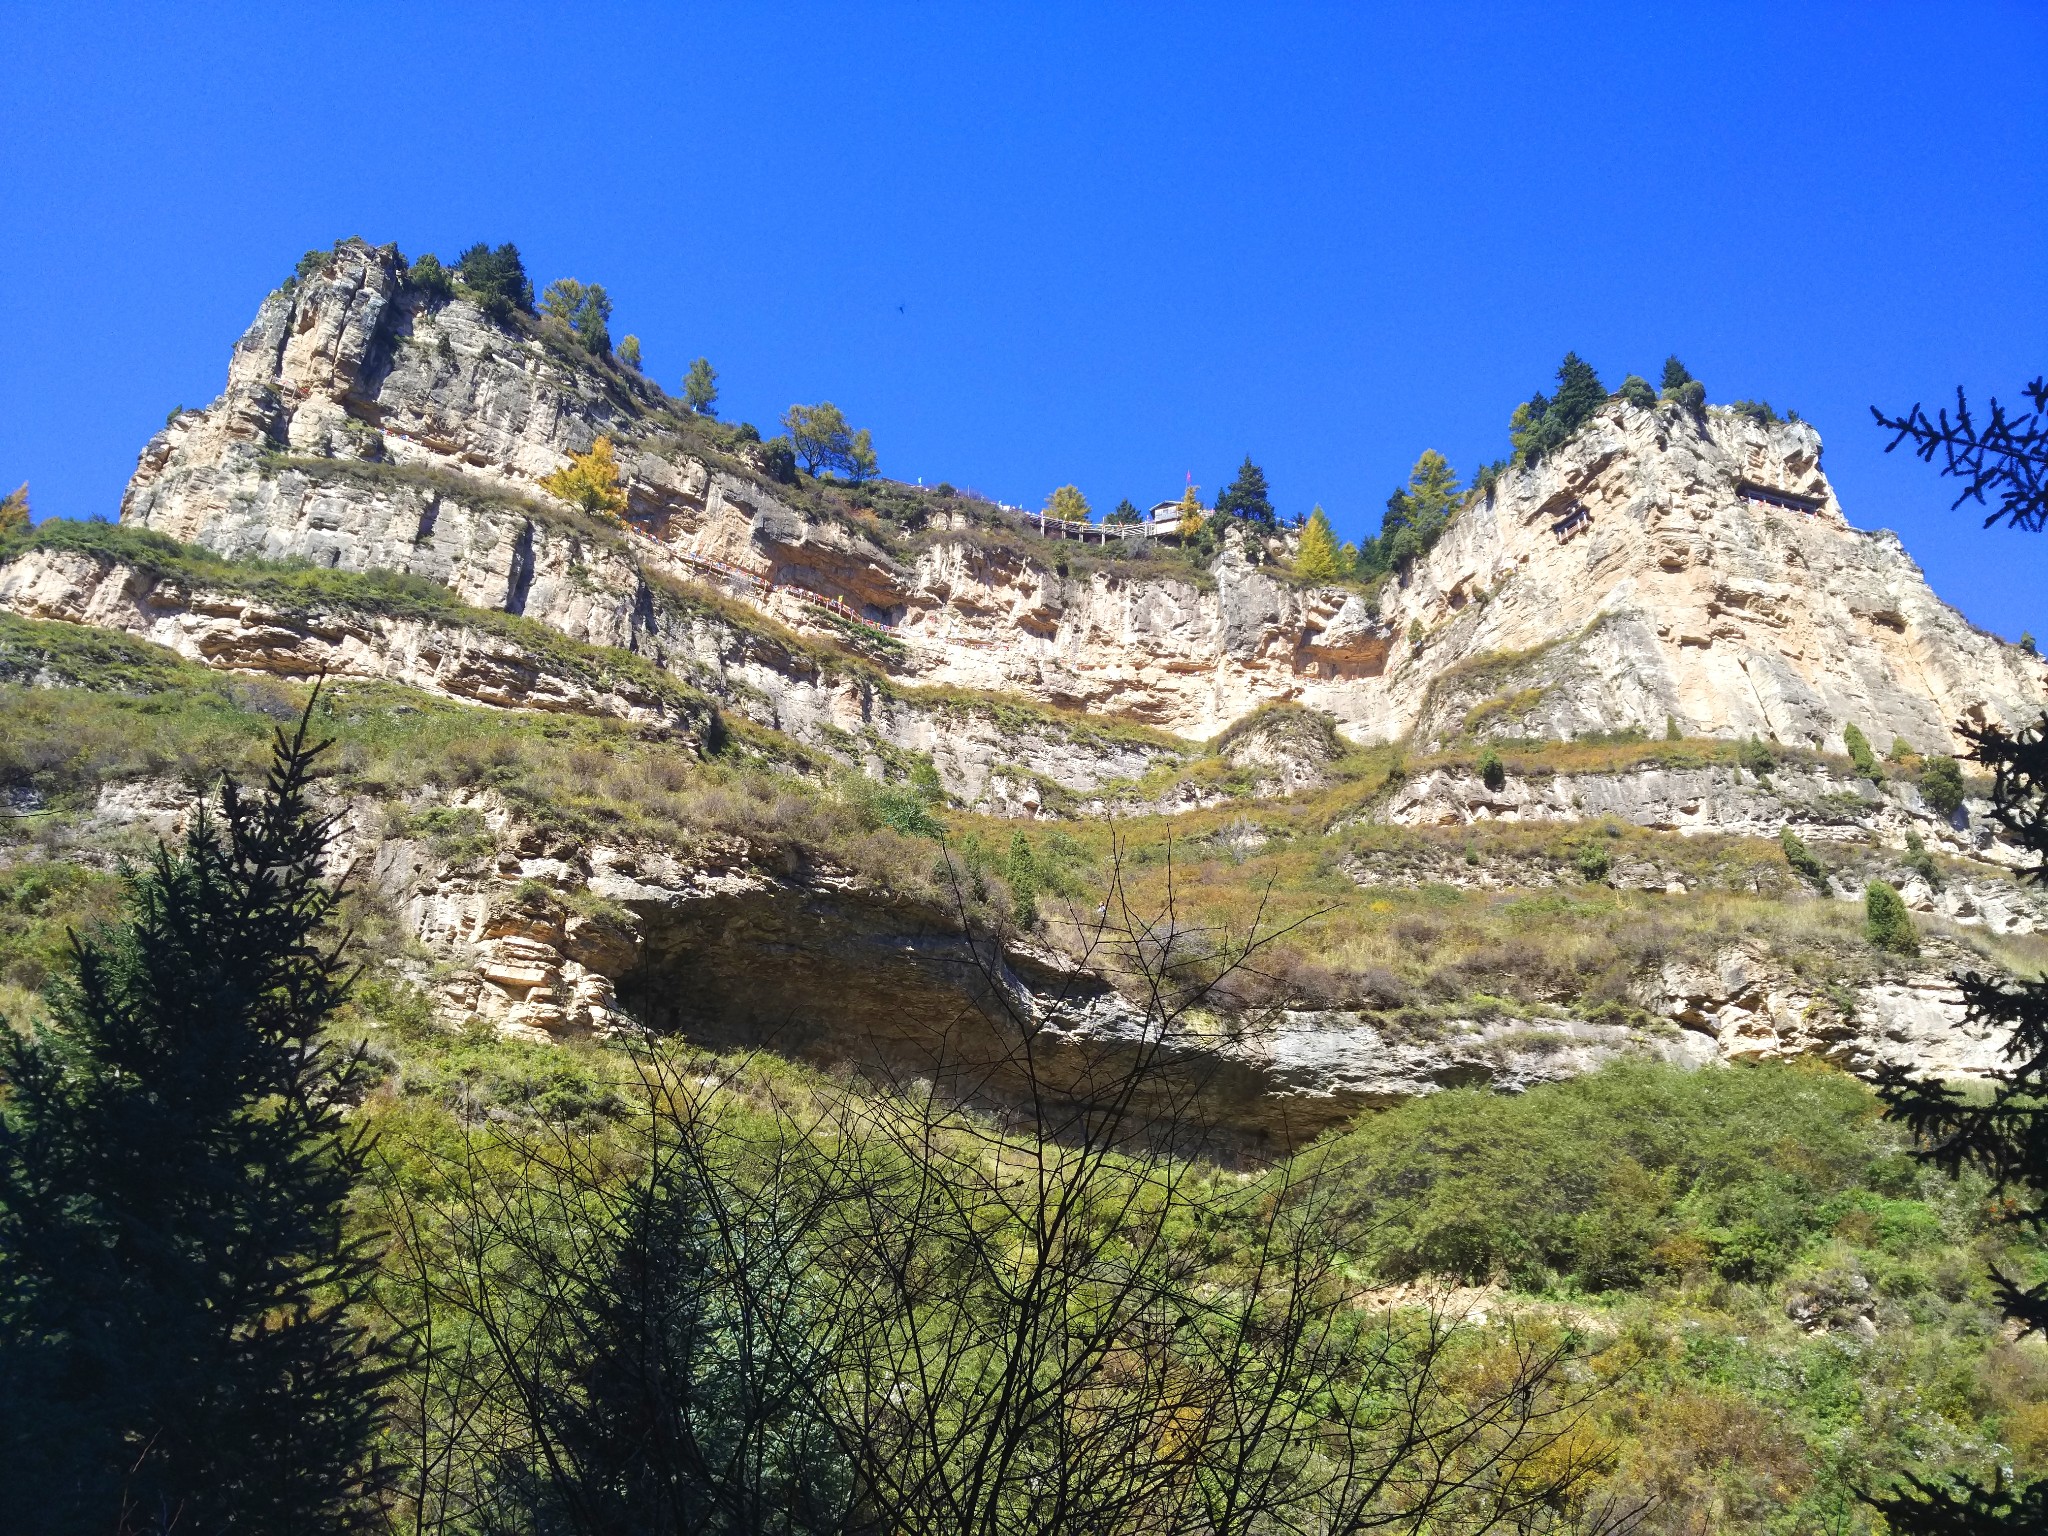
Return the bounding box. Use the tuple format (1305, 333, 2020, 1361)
(1866, 371, 2048, 1533)
(0, 691, 391, 1533)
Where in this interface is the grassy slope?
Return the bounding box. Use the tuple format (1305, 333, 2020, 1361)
(3, 589, 2044, 1531)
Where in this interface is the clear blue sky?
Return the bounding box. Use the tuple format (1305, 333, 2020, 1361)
(3, 3, 2044, 636)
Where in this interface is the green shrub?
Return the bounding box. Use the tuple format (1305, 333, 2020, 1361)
(1006, 832, 1042, 927)
(1616, 375, 1656, 410)
(406, 252, 455, 302)
(1842, 721, 1881, 779)
(1665, 715, 1681, 741)
(1780, 828, 1830, 893)
(1574, 842, 1611, 882)
(1478, 747, 1506, 792)
(1308, 1061, 1895, 1291)
(1865, 879, 1919, 955)
(1729, 400, 1782, 426)
(1920, 755, 1966, 818)
(1902, 829, 1941, 890)
(1738, 736, 1775, 780)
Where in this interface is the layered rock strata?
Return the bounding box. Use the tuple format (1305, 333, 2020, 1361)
(120, 238, 2046, 751)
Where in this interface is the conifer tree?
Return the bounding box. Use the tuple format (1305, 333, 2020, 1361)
(541, 436, 631, 520)
(684, 357, 720, 416)
(1294, 505, 1343, 581)
(1214, 455, 1275, 527)
(1866, 365, 2048, 1533)
(0, 695, 389, 1533)
(1659, 356, 1695, 397)
(1044, 484, 1091, 522)
(509, 1141, 851, 1536)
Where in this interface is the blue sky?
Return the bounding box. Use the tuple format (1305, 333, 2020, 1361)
(3, 3, 2044, 635)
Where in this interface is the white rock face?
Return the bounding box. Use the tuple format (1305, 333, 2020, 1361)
(117, 239, 2045, 752)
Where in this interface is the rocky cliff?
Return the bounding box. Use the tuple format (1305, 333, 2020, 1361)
(120, 238, 2045, 755)
(4, 233, 2040, 1135)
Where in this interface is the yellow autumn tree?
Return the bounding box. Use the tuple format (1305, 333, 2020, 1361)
(539, 437, 628, 520)
(1177, 485, 1203, 537)
(0, 483, 27, 539)
(1294, 504, 1343, 581)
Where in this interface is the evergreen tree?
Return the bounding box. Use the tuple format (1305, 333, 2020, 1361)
(455, 242, 533, 319)
(1660, 356, 1695, 397)
(1508, 355, 1608, 465)
(684, 357, 720, 416)
(1294, 506, 1343, 581)
(1920, 754, 1967, 817)
(541, 279, 614, 354)
(511, 1144, 851, 1536)
(1843, 721, 1882, 779)
(1865, 365, 2048, 1531)
(1104, 498, 1143, 525)
(1214, 455, 1275, 528)
(0, 697, 389, 1533)
(616, 334, 642, 371)
(1865, 879, 1919, 955)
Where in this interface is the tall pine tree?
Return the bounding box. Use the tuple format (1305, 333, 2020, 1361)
(0, 694, 389, 1533)
(1214, 455, 1275, 528)
(1866, 367, 2048, 1533)
(506, 1137, 851, 1536)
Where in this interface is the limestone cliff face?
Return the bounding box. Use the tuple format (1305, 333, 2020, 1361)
(1382, 405, 2047, 752)
(120, 237, 2044, 758)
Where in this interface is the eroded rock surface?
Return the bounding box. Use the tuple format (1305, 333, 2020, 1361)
(119, 238, 2046, 751)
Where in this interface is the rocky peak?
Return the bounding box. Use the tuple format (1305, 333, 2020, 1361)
(112, 236, 2046, 757)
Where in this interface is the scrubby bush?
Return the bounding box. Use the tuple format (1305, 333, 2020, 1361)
(1780, 828, 1830, 892)
(1866, 879, 1919, 955)
(1574, 841, 1611, 882)
(1739, 735, 1775, 780)
(754, 436, 798, 484)
(406, 251, 455, 303)
(1308, 1061, 1912, 1291)
(1920, 754, 1966, 818)
(1729, 400, 1782, 426)
(1616, 375, 1656, 409)
(1843, 721, 1881, 779)
(0, 484, 27, 539)
(1902, 829, 1941, 889)
(1478, 746, 1506, 791)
